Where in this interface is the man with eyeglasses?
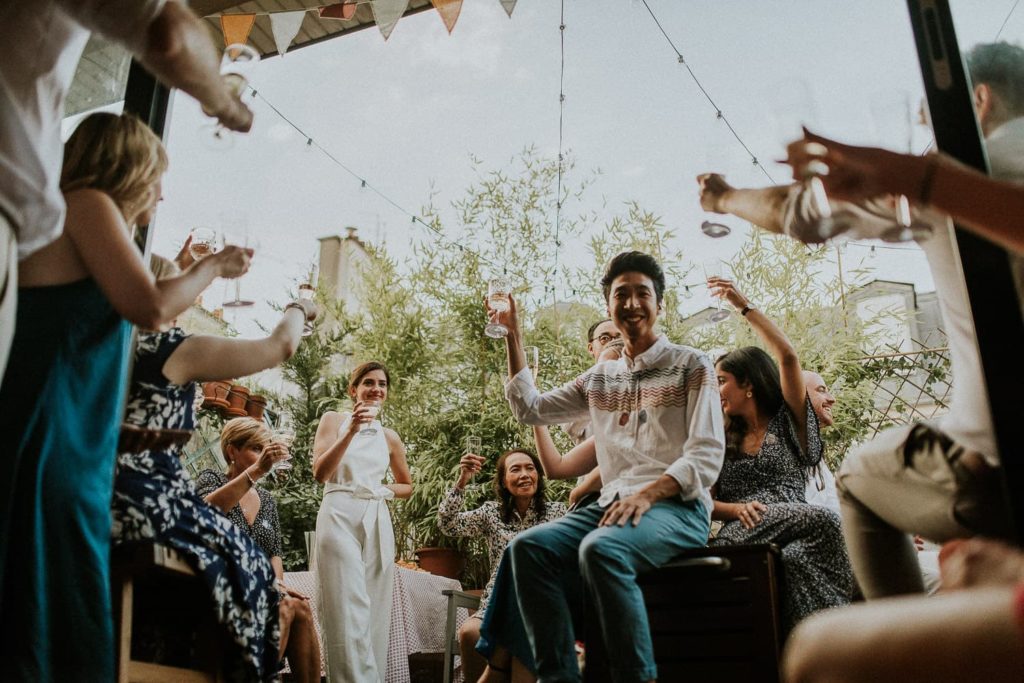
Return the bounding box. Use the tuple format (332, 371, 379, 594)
(563, 319, 624, 505)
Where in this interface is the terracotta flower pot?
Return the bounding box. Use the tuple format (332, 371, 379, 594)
(225, 384, 250, 418)
(201, 380, 231, 411)
(414, 547, 466, 580)
(246, 394, 268, 421)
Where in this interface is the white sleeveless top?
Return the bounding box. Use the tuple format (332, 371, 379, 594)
(324, 412, 392, 499)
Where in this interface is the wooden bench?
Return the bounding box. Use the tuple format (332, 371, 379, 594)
(111, 543, 224, 683)
(584, 544, 784, 683)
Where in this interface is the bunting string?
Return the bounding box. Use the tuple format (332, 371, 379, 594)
(247, 86, 501, 270)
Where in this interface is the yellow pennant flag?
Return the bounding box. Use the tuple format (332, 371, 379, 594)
(220, 14, 256, 49)
(431, 0, 463, 34)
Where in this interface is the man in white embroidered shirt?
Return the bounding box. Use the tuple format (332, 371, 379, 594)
(491, 251, 725, 683)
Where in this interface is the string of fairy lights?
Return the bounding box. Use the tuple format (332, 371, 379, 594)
(219, 1, 1022, 307)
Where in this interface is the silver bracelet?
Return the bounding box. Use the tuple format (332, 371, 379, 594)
(244, 469, 258, 487)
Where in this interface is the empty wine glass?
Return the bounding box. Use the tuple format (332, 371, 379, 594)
(201, 43, 259, 150)
(485, 276, 511, 338)
(523, 345, 539, 379)
(701, 258, 731, 323)
(188, 227, 220, 260)
(360, 400, 381, 436)
(869, 91, 933, 242)
(465, 436, 482, 455)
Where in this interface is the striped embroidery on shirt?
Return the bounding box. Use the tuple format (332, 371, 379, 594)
(581, 364, 712, 413)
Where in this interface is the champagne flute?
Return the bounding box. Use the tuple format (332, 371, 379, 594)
(484, 276, 511, 338)
(271, 427, 294, 472)
(465, 435, 482, 455)
(523, 346, 539, 380)
(701, 258, 731, 323)
(188, 227, 220, 260)
(360, 400, 381, 436)
(201, 43, 259, 150)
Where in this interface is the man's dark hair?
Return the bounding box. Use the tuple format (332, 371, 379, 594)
(587, 319, 611, 342)
(966, 42, 1024, 116)
(600, 251, 666, 303)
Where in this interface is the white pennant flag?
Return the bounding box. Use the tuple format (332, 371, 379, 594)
(270, 10, 306, 56)
(372, 0, 410, 40)
(498, 0, 517, 18)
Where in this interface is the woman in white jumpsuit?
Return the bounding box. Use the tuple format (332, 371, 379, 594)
(312, 361, 413, 682)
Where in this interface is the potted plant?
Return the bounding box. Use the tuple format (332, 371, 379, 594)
(246, 393, 268, 420)
(201, 380, 231, 412)
(225, 384, 249, 418)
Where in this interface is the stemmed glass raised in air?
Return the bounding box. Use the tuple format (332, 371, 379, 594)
(201, 43, 259, 150)
(868, 91, 933, 242)
(484, 276, 511, 338)
(523, 346, 539, 380)
(702, 258, 732, 324)
(271, 427, 294, 472)
(188, 227, 221, 261)
(222, 227, 258, 308)
(465, 435, 482, 456)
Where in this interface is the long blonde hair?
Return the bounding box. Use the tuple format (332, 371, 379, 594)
(60, 112, 168, 219)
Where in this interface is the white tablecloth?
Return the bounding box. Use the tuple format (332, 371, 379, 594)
(284, 566, 469, 682)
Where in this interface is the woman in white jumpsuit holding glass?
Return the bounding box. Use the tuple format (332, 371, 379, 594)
(312, 361, 413, 682)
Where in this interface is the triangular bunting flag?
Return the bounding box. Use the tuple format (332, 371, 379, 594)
(371, 0, 410, 41)
(220, 14, 256, 49)
(270, 10, 305, 56)
(319, 2, 358, 21)
(499, 0, 517, 18)
(431, 0, 463, 34)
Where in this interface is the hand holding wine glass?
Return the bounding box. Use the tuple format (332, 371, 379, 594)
(484, 276, 512, 338)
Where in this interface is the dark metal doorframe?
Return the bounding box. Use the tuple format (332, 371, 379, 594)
(907, 0, 1024, 541)
(122, 60, 173, 261)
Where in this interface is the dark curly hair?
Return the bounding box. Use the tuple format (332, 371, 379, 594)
(600, 251, 666, 304)
(716, 346, 784, 460)
(493, 449, 547, 523)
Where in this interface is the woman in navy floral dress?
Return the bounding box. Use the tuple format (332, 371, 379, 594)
(111, 296, 316, 682)
(708, 278, 853, 633)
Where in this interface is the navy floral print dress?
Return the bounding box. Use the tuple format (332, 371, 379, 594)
(710, 399, 854, 633)
(111, 329, 281, 682)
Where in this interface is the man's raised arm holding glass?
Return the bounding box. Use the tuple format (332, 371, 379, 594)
(486, 251, 725, 683)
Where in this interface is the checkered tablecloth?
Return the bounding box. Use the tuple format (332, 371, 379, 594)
(284, 566, 468, 682)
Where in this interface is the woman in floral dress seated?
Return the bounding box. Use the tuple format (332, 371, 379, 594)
(111, 297, 317, 682)
(197, 417, 322, 683)
(707, 277, 853, 633)
(439, 443, 568, 682)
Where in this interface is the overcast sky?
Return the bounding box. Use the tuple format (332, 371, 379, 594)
(146, 0, 1022, 335)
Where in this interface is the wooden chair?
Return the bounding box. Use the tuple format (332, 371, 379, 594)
(111, 542, 224, 683)
(584, 544, 784, 683)
(441, 588, 482, 683)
